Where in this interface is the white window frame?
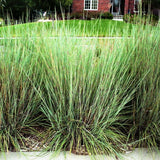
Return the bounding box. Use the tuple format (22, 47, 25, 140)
(84, 0, 98, 11)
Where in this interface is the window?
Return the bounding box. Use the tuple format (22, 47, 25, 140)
(134, 0, 140, 13)
(84, 0, 98, 10)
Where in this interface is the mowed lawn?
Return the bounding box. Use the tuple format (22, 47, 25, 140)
(0, 19, 133, 37)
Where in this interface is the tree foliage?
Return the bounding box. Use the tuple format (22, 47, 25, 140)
(143, 0, 160, 8)
(0, 0, 73, 19)
(152, 0, 160, 8)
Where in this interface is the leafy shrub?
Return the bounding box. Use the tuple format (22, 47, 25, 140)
(123, 14, 159, 25)
(101, 12, 113, 19)
(84, 11, 102, 20)
(70, 12, 103, 20)
(149, 14, 159, 25)
(70, 12, 84, 19)
(123, 14, 133, 23)
(123, 14, 144, 24)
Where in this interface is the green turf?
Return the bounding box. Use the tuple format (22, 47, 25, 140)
(0, 19, 133, 37)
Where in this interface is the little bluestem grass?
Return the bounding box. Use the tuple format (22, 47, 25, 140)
(0, 18, 159, 158)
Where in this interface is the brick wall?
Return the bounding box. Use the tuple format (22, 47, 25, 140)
(124, 0, 129, 14)
(129, 0, 135, 14)
(98, 0, 111, 12)
(72, 0, 111, 13)
(72, 0, 84, 13)
(72, 0, 135, 15)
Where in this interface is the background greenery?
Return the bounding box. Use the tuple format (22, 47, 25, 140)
(0, 0, 73, 20)
(0, 0, 159, 21)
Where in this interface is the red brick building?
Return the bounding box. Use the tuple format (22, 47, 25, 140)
(72, 0, 140, 15)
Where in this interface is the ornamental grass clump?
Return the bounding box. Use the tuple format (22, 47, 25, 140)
(0, 38, 42, 151)
(36, 36, 139, 156)
(126, 24, 160, 149)
(36, 21, 160, 155)
(0, 17, 159, 158)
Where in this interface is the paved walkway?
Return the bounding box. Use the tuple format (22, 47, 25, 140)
(0, 148, 159, 160)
